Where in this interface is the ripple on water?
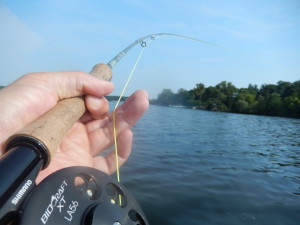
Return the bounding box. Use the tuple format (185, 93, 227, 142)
(111, 104, 300, 225)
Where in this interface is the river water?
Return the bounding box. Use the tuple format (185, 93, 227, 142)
(117, 105, 300, 225)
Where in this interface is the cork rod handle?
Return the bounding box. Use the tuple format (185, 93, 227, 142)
(6, 64, 112, 167)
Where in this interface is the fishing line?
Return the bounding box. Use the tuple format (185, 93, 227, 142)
(109, 33, 225, 205)
(112, 43, 146, 206)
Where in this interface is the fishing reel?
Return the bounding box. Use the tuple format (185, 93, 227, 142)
(1, 164, 148, 225)
(0, 140, 148, 225)
(20, 166, 148, 225)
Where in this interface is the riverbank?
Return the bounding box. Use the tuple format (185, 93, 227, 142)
(150, 80, 300, 119)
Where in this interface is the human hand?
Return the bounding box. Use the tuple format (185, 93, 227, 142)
(0, 70, 149, 183)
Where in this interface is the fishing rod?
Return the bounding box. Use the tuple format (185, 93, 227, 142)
(106, 32, 225, 69)
(0, 33, 218, 224)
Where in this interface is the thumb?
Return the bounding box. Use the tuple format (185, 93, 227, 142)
(0, 65, 114, 153)
(50, 69, 114, 101)
(55, 63, 113, 100)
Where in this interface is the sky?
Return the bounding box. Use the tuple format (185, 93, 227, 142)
(0, 0, 299, 98)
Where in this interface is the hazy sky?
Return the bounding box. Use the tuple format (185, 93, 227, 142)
(0, 0, 299, 98)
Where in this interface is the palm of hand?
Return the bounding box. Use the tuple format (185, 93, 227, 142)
(36, 121, 111, 183)
(37, 91, 148, 183)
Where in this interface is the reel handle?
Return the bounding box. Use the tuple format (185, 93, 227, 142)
(5, 64, 112, 168)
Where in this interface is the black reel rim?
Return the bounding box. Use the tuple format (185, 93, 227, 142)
(19, 166, 148, 225)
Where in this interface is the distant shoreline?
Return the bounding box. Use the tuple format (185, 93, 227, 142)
(150, 80, 300, 119)
(105, 95, 128, 102)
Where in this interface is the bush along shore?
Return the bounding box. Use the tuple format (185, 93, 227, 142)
(150, 80, 300, 118)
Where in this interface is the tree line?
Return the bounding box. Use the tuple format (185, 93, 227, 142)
(151, 80, 300, 118)
(106, 96, 128, 101)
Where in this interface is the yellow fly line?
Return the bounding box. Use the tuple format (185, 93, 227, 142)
(112, 46, 146, 205)
(108, 34, 223, 206)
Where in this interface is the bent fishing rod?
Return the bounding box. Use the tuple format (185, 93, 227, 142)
(0, 33, 219, 224)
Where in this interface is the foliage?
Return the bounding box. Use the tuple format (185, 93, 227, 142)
(151, 80, 300, 118)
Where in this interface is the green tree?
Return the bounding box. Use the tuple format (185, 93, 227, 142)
(254, 95, 266, 115)
(202, 86, 228, 111)
(193, 83, 205, 100)
(283, 96, 300, 117)
(176, 88, 190, 106)
(206, 98, 228, 111)
(277, 81, 292, 97)
(234, 93, 256, 113)
(155, 89, 175, 105)
(248, 84, 258, 94)
(216, 81, 237, 96)
(216, 81, 237, 109)
(265, 93, 282, 116)
(235, 99, 249, 113)
(259, 84, 277, 97)
(202, 86, 223, 100)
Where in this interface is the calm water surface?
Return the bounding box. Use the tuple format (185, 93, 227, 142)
(118, 105, 300, 225)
